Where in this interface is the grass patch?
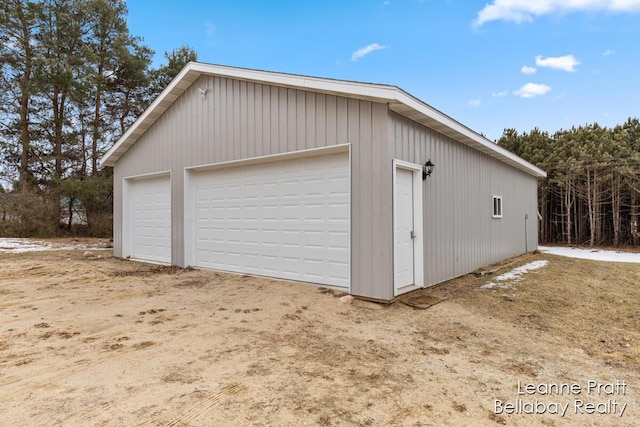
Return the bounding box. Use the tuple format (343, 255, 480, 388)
(422, 252, 640, 369)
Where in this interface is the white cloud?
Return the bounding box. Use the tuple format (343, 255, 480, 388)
(205, 22, 215, 38)
(351, 43, 386, 61)
(492, 90, 509, 97)
(514, 83, 552, 98)
(535, 54, 580, 72)
(473, 0, 640, 27)
(468, 99, 482, 107)
(521, 66, 537, 74)
(603, 48, 615, 55)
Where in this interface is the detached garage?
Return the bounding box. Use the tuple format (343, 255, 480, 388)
(101, 62, 546, 301)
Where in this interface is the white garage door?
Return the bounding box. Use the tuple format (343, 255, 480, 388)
(128, 175, 171, 263)
(192, 152, 350, 289)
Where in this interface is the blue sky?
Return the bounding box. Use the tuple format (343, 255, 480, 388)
(125, 0, 640, 141)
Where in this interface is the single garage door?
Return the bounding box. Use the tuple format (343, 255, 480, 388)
(192, 152, 350, 289)
(128, 175, 171, 263)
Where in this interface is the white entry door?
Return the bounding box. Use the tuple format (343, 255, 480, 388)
(393, 161, 424, 296)
(395, 168, 415, 288)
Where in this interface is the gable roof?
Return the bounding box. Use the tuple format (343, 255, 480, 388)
(100, 62, 546, 178)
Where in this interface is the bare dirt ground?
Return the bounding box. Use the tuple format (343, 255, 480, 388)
(1, 245, 639, 426)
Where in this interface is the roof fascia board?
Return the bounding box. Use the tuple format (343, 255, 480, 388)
(101, 62, 547, 178)
(100, 62, 200, 166)
(393, 91, 547, 178)
(191, 63, 398, 102)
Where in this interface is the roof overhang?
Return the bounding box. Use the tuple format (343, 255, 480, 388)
(100, 62, 546, 178)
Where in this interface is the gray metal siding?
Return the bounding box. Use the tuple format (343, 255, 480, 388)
(113, 75, 393, 299)
(113, 73, 539, 300)
(389, 111, 539, 287)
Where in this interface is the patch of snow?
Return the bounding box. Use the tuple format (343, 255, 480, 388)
(480, 260, 549, 290)
(0, 238, 106, 253)
(539, 246, 640, 264)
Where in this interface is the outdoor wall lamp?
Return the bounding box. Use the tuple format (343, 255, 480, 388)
(423, 159, 435, 180)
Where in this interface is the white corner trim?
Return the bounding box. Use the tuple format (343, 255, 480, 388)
(183, 168, 196, 268)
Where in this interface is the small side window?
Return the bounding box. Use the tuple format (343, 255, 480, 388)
(493, 195, 503, 218)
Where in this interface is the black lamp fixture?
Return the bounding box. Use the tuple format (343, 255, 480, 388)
(423, 158, 435, 180)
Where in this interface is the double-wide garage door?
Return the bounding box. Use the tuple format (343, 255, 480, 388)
(192, 152, 350, 289)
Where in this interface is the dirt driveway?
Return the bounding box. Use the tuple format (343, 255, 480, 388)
(0, 248, 638, 426)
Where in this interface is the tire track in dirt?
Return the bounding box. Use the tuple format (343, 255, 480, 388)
(0, 296, 56, 309)
(141, 382, 248, 427)
(0, 340, 158, 404)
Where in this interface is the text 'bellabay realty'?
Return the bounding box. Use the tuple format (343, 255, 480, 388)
(495, 380, 628, 417)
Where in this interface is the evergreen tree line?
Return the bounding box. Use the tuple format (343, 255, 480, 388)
(498, 118, 640, 247)
(0, 0, 196, 236)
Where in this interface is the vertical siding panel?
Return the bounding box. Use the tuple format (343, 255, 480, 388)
(227, 80, 234, 159)
(418, 127, 424, 163)
(428, 131, 437, 282)
(452, 141, 459, 276)
(262, 85, 271, 155)
(460, 144, 468, 273)
(371, 103, 392, 299)
(336, 97, 348, 143)
(429, 131, 439, 282)
(208, 76, 215, 161)
(481, 158, 490, 262)
(204, 76, 210, 161)
(201, 76, 209, 162)
(446, 139, 455, 279)
(315, 93, 326, 148)
(471, 153, 479, 268)
(357, 100, 373, 293)
(347, 98, 361, 296)
(305, 92, 316, 150)
(254, 83, 263, 157)
(452, 142, 460, 276)
(408, 124, 415, 163)
(438, 132, 450, 283)
(403, 121, 410, 159)
(213, 77, 221, 162)
(325, 95, 337, 145)
(245, 82, 254, 158)
(233, 80, 241, 160)
(194, 79, 202, 163)
(270, 86, 279, 154)
(288, 89, 298, 151)
(278, 87, 287, 153)
(433, 131, 442, 282)
(220, 78, 229, 162)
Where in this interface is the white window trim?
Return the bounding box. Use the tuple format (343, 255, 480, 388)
(492, 195, 503, 219)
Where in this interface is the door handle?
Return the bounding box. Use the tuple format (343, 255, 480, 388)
(410, 230, 416, 239)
